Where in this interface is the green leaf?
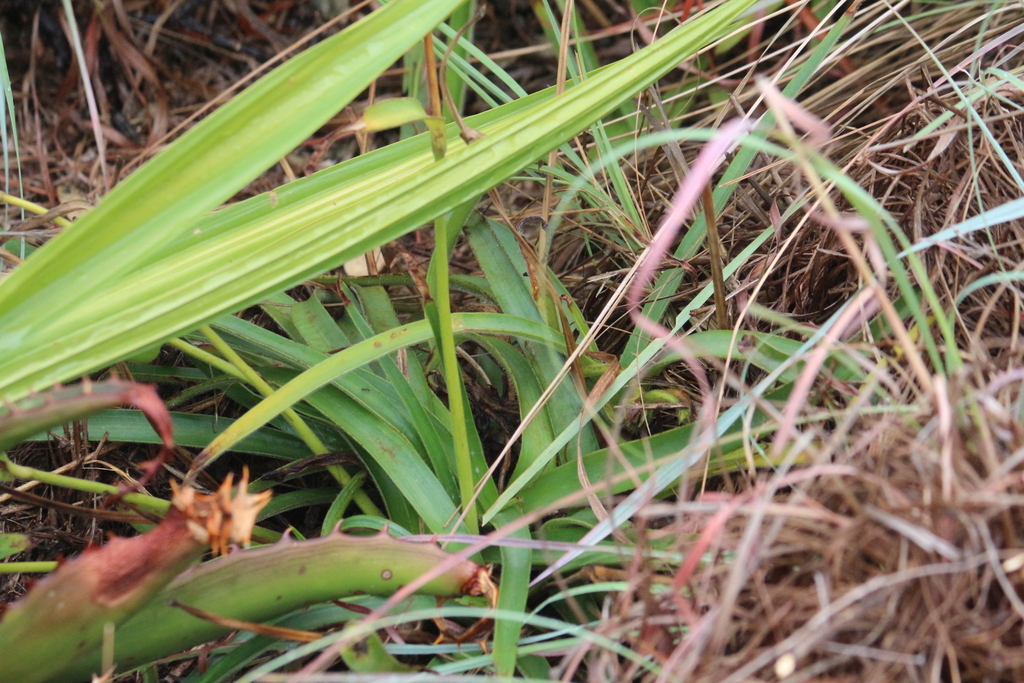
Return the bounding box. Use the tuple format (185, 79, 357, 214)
(674, 330, 866, 383)
(0, 380, 170, 453)
(468, 335, 556, 480)
(491, 509, 531, 676)
(291, 296, 348, 354)
(518, 418, 782, 515)
(278, 377, 461, 534)
(0, 0, 467, 325)
(341, 627, 419, 673)
(256, 488, 338, 522)
(358, 97, 447, 160)
(467, 217, 598, 455)
(352, 285, 459, 500)
(202, 313, 564, 463)
(0, 533, 30, 560)
(320, 471, 368, 536)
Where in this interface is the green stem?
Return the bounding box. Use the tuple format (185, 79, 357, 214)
(0, 455, 168, 514)
(0, 454, 282, 543)
(0, 562, 58, 573)
(0, 191, 74, 228)
(200, 326, 327, 452)
(52, 532, 486, 682)
(196, 327, 383, 518)
(167, 338, 247, 381)
(430, 214, 478, 533)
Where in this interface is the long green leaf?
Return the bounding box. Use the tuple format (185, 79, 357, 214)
(491, 508, 532, 677)
(469, 335, 556, 480)
(351, 285, 459, 500)
(0, 0, 466, 323)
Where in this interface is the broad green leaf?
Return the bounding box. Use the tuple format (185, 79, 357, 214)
(469, 335, 556, 480)
(258, 291, 304, 341)
(352, 285, 459, 500)
(358, 97, 446, 159)
(467, 218, 598, 455)
(207, 317, 423, 441)
(291, 296, 349, 354)
(0, 0, 467, 324)
(282, 378, 460, 534)
(256, 488, 338, 522)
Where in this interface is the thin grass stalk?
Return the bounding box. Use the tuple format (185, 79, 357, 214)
(199, 325, 331, 456)
(422, 38, 476, 529)
(58, 0, 109, 191)
(429, 213, 479, 533)
(0, 30, 23, 237)
(443, 0, 477, 112)
(0, 562, 56, 573)
(702, 183, 729, 330)
(0, 457, 167, 514)
(0, 192, 73, 228)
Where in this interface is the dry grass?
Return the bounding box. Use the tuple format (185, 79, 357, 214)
(590, 359, 1024, 681)
(555, 5, 1024, 681)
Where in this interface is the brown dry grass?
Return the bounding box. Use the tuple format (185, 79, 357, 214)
(560, 4, 1024, 681)
(595, 360, 1024, 681)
